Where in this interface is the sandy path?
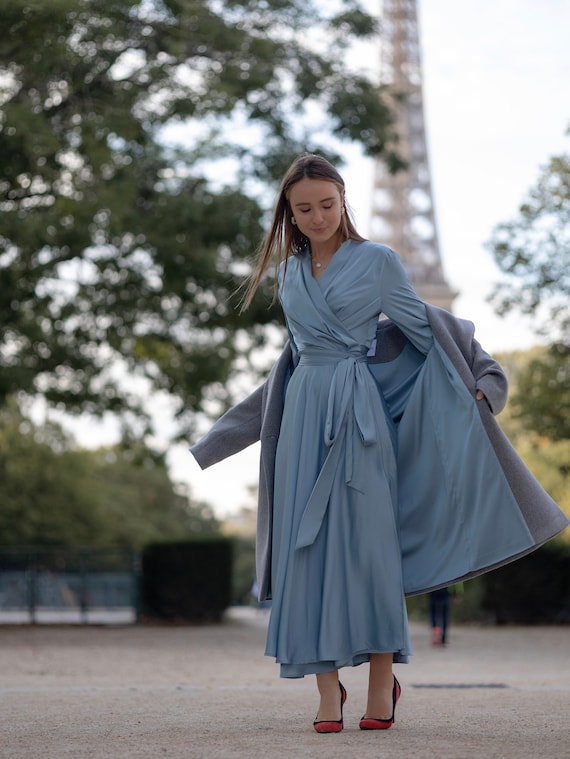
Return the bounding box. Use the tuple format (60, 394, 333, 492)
(1, 608, 568, 758)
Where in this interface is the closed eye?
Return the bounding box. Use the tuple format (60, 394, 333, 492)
(299, 204, 333, 213)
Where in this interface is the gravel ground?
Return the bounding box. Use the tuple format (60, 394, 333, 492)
(1, 607, 569, 759)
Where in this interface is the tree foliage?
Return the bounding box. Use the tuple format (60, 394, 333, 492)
(0, 0, 398, 440)
(487, 141, 570, 342)
(488, 137, 570, 472)
(496, 349, 570, 536)
(0, 401, 220, 548)
(508, 342, 570, 443)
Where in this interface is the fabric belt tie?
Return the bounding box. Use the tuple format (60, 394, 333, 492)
(295, 352, 377, 549)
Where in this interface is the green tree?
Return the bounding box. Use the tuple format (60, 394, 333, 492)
(0, 0, 399, 441)
(488, 136, 570, 454)
(0, 401, 107, 546)
(495, 349, 570, 537)
(508, 343, 570, 442)
(487, 139, 570, 342)
(0, 402, 219, 548)
(89, 439, 221, 548)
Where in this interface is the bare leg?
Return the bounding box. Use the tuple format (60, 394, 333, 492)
(365, 653, 394, 719)
(315, 670, 342, 721)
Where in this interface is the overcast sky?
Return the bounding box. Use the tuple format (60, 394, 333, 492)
(185, 0, 570, 516)
(343, 0, 570, 350)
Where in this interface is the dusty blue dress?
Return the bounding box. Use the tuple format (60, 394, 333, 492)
(265, 240, 434, 678)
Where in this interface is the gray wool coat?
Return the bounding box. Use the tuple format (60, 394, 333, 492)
(191, 304, 568, 601)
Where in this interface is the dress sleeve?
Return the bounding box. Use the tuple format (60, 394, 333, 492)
(378, 247, 433, 355)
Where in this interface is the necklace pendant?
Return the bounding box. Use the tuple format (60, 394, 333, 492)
(315, 262, 322, 268)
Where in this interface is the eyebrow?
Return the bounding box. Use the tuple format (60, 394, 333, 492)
(293, 196, 337, 207)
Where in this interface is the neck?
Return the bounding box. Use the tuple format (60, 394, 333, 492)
(311, 232, 344, 259)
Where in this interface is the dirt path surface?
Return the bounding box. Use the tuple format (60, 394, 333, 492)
(1, 608, 568, 759)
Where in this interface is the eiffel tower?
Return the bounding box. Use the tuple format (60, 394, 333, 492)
(370, 0, 456, 310)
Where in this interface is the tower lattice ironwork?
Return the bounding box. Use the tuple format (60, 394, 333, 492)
(370, 0, 456, 310)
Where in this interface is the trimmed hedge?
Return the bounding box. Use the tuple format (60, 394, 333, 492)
(141, 539, 232, 623)
(481, 542, 570, 624)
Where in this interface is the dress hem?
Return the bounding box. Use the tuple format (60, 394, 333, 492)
(268, 649, 412, 679)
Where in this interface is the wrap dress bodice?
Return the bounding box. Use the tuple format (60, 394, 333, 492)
(278, 241, 432, 550)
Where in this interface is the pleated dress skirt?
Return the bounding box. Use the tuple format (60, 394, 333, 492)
(264, 357, 413, 678)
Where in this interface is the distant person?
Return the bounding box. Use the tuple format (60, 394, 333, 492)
(430, 588, 450, 647)
(191, 154, 568, 734)
(429, 584, 463, 647)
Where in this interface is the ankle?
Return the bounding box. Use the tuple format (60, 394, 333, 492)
(316, 672, 339, 694)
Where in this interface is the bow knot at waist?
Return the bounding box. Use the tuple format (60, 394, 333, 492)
(294, 352, 379, 549)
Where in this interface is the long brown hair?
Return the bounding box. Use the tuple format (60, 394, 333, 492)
(239, 154, 365, 311)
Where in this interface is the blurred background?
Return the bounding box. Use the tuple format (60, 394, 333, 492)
(0, 0, 568, 625)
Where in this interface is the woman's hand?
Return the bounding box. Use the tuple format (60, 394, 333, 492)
(475, 390, 485, 401)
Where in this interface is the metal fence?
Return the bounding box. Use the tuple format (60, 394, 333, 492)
(0, 547, 140, 624)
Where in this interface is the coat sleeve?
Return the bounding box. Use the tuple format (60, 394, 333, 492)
(189, 340, 294, 470)
(425, 303, 508, 416)
(189, 384, 264, 470)
(471, 338, 509, 415)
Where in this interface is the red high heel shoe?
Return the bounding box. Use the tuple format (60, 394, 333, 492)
(359, 675, 401, 730)
(313, 681, 347, 734)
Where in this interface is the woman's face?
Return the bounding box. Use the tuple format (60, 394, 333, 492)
(288, 178, 344, 248)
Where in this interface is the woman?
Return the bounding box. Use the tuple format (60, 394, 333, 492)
(191, 154, 568, 733)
